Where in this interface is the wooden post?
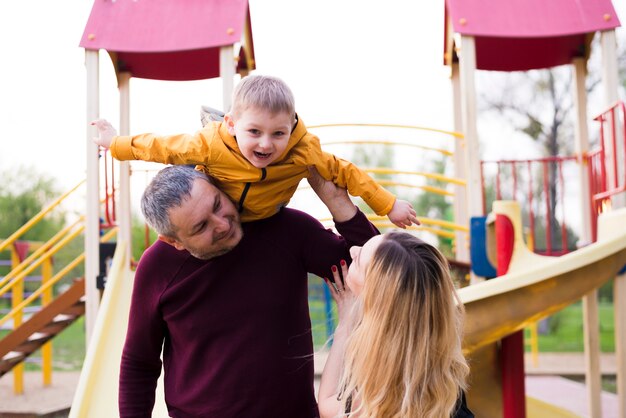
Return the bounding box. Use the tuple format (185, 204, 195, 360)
(601, 28, 625, 418)
(458, 36, 483, 219)
(451, 62, 469, 263)
(601, 30, 624, 208)
(572, 56, 602, 418)
(85, 49, 101, 345)
(615, 271, 626, 416)
(118, 72, 132, 262)
(220, 46, 235, 112)
(572, 57, 592, 244)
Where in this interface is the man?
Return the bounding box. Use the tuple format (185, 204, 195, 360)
(119, 165, 379, 417)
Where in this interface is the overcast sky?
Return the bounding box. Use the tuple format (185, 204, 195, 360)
(0, 0, 624, 217)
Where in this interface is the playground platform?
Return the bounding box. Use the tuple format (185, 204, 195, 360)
(0, 352, 618, 417)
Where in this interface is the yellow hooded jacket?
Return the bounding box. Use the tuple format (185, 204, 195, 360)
(110, 116, 395, 222)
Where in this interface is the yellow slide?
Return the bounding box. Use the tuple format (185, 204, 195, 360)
(68, 241, 168, 418)
(459, 202, 626, 416)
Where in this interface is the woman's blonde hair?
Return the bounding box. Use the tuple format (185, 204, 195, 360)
(338, 232, 469, 417)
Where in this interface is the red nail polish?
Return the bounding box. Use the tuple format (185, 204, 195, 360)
(331, 265, 337, 272)
(340, 259, 346, 266)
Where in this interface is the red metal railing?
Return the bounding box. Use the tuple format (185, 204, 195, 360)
(589, 101, 626, 241)
(481, 156, 578, 256)
(482, 100, 626, 252)
(100, 149, 117, 229)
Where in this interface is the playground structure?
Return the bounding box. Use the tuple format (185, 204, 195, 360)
(0, 0, 625, 417)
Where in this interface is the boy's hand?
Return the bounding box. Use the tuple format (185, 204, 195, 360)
(90, 119, 118, 149)
(387, 199, 420, 229)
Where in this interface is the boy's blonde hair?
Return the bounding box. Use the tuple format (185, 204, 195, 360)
(230, 75, 296, 119)
(338, 232, 469, 417)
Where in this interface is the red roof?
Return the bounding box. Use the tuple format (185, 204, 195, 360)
(80, 0, 255, 81)
(444, 0, 621, 71)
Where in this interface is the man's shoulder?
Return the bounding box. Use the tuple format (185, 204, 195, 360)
(270, 207, 322, 226)
(137, 240, 193, 272)
(244, 208, 325, 235)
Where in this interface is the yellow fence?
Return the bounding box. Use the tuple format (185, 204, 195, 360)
(0, 179, 116, 394)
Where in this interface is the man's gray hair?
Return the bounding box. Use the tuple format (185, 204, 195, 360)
(141, 166, 211, 237)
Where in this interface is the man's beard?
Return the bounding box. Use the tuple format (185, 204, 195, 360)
(190, 224, 243, 260)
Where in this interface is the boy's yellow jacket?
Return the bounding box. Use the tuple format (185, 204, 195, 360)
(110, 116, 395, 222)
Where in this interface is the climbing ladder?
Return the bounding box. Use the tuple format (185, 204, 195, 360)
(0, 278, 85, 378)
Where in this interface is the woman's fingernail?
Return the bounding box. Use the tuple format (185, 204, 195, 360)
(331, 265, 337, 272)
(340, 259, 346, 266)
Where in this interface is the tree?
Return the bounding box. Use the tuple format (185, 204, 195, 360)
(131, 214, 158, 262)
(350, 143, 396, 217)
(478, 63, 598, 251)
(0, 166, 81, 291)
(413, 156, 455, 257)
(0, 166, 65, 241)
(350, 144, 456, 255)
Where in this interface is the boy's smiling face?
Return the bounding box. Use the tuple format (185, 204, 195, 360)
(224, 107, 294, 169)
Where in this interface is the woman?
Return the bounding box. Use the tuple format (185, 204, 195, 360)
(318, 232, 473, 418)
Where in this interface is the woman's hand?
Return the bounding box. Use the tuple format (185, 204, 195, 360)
(318, 259, 355, 418)
(324, 260, 355, 328)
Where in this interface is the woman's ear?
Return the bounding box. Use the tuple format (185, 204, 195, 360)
(223, 113, 236, 136)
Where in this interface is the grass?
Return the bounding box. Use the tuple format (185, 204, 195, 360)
(525, 301, 615, 352)
(0, 316, 86, 372)
(309, 278, 335, 348)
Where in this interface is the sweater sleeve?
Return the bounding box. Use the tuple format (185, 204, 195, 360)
(286, 209, 379, 280)
(119, 243, 171, 417)
(110, 126, 216, 166)
(305, 137, 396, 216)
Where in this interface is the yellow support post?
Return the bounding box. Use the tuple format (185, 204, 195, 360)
(10, 245, 24, 395)
(41, 257, 53, 386)
(526, 322, 539, 368)
(524, 228, 539, 368)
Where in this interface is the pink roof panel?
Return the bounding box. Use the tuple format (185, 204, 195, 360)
(446, 0, 620, 37)
(79, 0, 254, 81)
(473, 34, 586, 71)
(80, 0, 248, 52)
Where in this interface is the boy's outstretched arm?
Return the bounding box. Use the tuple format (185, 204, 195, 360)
(90, 119, 118, 149)
(387, 199, 420, 229)
(311, 149, 420, 228)
(307, 166, 357, 223)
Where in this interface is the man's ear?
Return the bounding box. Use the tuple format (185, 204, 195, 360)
(158, 234, 185, 251)
(223, 113, 236, 136)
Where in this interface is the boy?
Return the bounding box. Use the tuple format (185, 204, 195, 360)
(92, 74, 418, 227)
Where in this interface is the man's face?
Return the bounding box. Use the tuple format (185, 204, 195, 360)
(224, 107, 293, 168)
(160, 178, 243, 260)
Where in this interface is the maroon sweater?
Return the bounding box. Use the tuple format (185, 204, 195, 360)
(119, 208, 378, 418)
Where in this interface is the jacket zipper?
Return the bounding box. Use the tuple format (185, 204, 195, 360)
(237, 168, 267, 213)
